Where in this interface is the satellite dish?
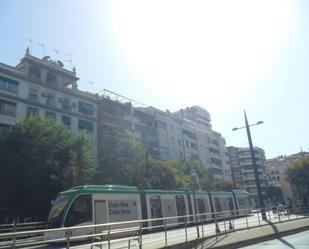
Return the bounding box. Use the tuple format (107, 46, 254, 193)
(42, 56, 50, 61)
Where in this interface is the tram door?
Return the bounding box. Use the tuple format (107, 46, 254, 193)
(94, 200, 107, 234)
(176, 195, 187, 223)
(150, 196, 163, 227)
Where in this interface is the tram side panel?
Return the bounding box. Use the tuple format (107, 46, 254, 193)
(189, 191, 212, 222)
(93, 192, 142, 231)
(144, 190, 189, 229)
(210, 192, 236, 219)
(232, 190, 251, 216)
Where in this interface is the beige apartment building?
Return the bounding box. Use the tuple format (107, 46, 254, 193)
(265, 152, 309, 203)
(0, 49, 97, 149)
(226, 146, 267, 207)
(96, 92, 231, 180)
(1, 50, 231, 181)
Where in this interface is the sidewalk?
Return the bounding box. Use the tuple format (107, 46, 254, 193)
(194, 218, 309, 249)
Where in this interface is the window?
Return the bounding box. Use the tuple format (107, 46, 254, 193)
(0, 75, 19, 94)
(211, 158, 223, 166)
(214, 198, 222, 212)
(27, 107, 39, 116)
(62, 98, 71, 110)
(64, 194, 93, 227)
(62, 115, 71, 127)
(45, 111, 56, 121)
(182, 129, 197, 140)
(46, 72, 57, 87)
(78, 119, 93, 132)
(209, 147, 220, 156)
(212, 139, 219, 146)
(46, 93, 56, 107)
(155, 120, 167, 130)
(149, 196, 163, 226)
(0, 99, 16, 117)
(29, 66, 41, 81)
(28, 88, 39, 102)
(79, 101, 94, 115)
(178, 140, 182, 147)
(175, 195, 187, 223)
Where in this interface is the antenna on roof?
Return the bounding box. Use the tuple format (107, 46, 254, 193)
(26, 38, 33, 54)
(37, 43, 45, 57)
(64, 53, 73, 69)
(53, 49, 60, 60)
(88, 81, 94, 93)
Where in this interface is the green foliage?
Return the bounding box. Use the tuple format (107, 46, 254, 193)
(97, 136, 145, 187)
(97, 136, 186, 189)
(144, 158, 187, 189)
(286, 158, 309, 197)
(175, 159, 213, 190)
(0, 117, 96, 221)
(210, 180, 234, 191)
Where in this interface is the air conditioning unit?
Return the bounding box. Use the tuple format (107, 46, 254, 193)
(58, 97, 64, 102)
(71, 102, 77, 108)
(41, 92, 46, 97)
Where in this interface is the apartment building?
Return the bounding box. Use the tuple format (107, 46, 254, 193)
(96, 90, 157, 155)
(265, 152, 309, 203)
(139, 106, 231, 180)
(226, 146, 267, 207)
(96, 92, 231, 180)
(1, 50, 231, 181)
(0, 48, 97, 149)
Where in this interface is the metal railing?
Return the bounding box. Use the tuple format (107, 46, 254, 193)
(0, 205, 307, 249)
(0, 221, 46, 234)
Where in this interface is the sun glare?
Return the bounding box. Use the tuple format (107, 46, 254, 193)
(111, 0, 294, 109)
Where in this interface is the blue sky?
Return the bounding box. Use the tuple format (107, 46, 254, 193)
(1, 0, 309, 158)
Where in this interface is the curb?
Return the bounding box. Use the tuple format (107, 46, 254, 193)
(165, 218, 309, 249)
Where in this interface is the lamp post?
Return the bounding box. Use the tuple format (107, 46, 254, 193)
(232, 111, 267, 220)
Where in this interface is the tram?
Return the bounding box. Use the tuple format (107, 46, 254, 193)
(45, 185, 251, 240)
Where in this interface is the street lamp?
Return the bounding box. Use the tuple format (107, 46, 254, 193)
(232, 110, 267, 220)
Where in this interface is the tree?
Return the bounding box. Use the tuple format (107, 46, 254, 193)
(0, 117, 96, 222)
(97, 136, 145, 187)
(144, 158, 187, 189)
(285, 158, 309, 198)
(210, 180, 234, 191)
(97, 136, 187, 189)
(175, 159, 213, 190)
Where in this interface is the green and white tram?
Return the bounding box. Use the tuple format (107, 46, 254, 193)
(46, 185, 251, 241)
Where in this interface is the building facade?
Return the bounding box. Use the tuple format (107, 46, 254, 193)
(265, 152, 309, 203)
(96, 92, 231, 181)
(226, 146, 267, 207)
(0, 49, 97, 149)
(1, 50, 231, 181)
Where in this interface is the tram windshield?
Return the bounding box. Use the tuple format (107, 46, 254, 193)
(48, 193, 71, 226)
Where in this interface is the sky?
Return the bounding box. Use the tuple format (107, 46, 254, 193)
(1, 0, 309, 159)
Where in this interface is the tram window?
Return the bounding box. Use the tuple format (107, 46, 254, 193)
(150, 196, 163, 219)
(150, 196, 163, 226)
(196, 199, 206, 214)
(214, 198, 222, 212)
(65, 194, 93, 227)
(176, 195, 186, 216)
(228, 198, 234, 211)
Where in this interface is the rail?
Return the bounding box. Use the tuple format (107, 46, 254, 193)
(0, 205, 307, 249)
(0, 221, 46, 233)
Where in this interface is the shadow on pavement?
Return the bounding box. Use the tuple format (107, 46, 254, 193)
(266, 220, 295, 249)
